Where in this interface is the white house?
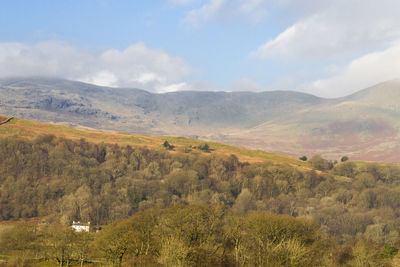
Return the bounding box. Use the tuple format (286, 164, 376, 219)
(71, 221, 90, 232)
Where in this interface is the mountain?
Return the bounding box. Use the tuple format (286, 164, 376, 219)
(0, 77, 321, 129)
(1, 77, 400, 161)
(235, 80, 400, 162)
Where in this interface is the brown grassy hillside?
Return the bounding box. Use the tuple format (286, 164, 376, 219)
(0, 116, 309, 168)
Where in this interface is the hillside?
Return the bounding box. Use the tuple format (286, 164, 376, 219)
(235, 80, 400, 161)
(1, 77, 400, 161)
(2, 117, 400, 266)
(0, 116, 308, 168)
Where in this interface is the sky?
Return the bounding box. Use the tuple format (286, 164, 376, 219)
(1, 0, 400, 97)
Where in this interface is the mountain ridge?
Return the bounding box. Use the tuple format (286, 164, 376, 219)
(1, 77, 400, 162)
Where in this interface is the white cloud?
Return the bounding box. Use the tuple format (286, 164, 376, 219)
(0, 41, 92, 78)
(253, 0, 400, 61)
(182, 0, 270, 27)
(302, 42, 400, 97)
(247, 0, 400, 97)
(183, 0, 226, 27)
(159, 82, 188, 93)
(82, 71, 119, 87)
(0, 41, 189, 92)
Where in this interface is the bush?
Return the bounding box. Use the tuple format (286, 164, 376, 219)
(341, 156, 349, 162)
(197, 143, 210, 152)
(163, 141, 174, 150)
(299, 156, 307, 161)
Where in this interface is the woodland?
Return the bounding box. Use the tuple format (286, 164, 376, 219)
(1, 135, 400, 266)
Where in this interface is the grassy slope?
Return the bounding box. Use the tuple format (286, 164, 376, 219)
(0, 117, 309, 169)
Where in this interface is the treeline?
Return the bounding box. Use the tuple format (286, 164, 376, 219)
(2, 205, 399, 266)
